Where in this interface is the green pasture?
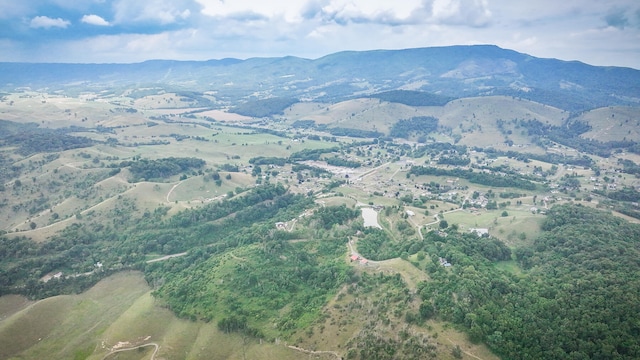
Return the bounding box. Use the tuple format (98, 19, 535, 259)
(441, 207, 545, 247)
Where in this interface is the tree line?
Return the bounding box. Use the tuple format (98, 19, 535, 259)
(122, 157, 205, 181)
(408, 165, 538, 190)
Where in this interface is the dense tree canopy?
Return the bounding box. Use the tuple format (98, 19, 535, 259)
(229, 97, 298, 117)
(326, 156, 362, 168)
(312, 205, 360, 229)
(390, 116, 439, 139)
(123, 157, 205, 181)
(420, 204, 640, 359)
(409, 165, 538, 190)
(0, 120, 93, 155)
(325, 127, 383, 138)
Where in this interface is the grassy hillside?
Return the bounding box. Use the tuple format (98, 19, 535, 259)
(280, 95, 574, 151)
(578, 106, 640, 142)
(0, 271, 319, 360)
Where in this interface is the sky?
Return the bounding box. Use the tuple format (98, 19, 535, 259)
(1, 0, 639, 69)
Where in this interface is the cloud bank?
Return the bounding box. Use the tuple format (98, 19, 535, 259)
(0, 0, 638, 69)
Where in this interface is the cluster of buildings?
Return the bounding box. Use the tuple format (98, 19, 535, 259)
(350, 254, 368, 265)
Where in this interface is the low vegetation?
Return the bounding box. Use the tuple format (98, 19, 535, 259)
(230, 97, 298, 117)
(368, 90, 454, 107)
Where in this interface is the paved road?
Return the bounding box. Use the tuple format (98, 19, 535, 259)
(357, 161, 392, 180)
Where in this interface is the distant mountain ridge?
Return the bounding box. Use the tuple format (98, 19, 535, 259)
(1, 45, 639, 111)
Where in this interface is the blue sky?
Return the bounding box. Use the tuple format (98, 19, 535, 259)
(1, 0, 639, 69)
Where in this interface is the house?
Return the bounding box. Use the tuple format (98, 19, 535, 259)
(350, 255, 359, 262)
(469, 228, 489, 237)
(438, 257, 452, 267)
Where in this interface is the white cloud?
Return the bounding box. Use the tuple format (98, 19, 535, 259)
(29, 15, 71, 29)
(0, 1, 637, 68)
(197, 0, 304, 22)
(81, 14, 110, 26)
(196, 0, 491, 27)
(197, 0, 425, 24)
(414, 0, 493, 26)
(318, 0, 424, 22)
(113, 0, 196, 25)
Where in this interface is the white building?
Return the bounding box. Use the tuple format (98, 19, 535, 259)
(469, 228, 489, 237)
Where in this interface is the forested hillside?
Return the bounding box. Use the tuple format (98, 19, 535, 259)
(146, 203, 360, 337)
(0, 121, 93, 155)
(0, 184, 308, 298)
(419, 204, 640, 359)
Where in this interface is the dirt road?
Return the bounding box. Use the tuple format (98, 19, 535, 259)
(146, 252, 188, 263)
(101, 343, 159, 360)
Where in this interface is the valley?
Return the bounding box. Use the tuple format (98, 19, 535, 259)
(1, 46, 640, 359)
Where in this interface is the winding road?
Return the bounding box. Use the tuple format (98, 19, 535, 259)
(166, 181, 182, 202)
(413, 207, 464, 239)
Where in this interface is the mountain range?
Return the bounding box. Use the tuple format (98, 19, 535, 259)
(1, 45, 639, 112)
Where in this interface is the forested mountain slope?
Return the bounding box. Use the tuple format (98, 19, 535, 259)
(1, 45, 638, 111)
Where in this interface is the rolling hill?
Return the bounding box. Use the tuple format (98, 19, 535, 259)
(1, 45, 639, 111)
